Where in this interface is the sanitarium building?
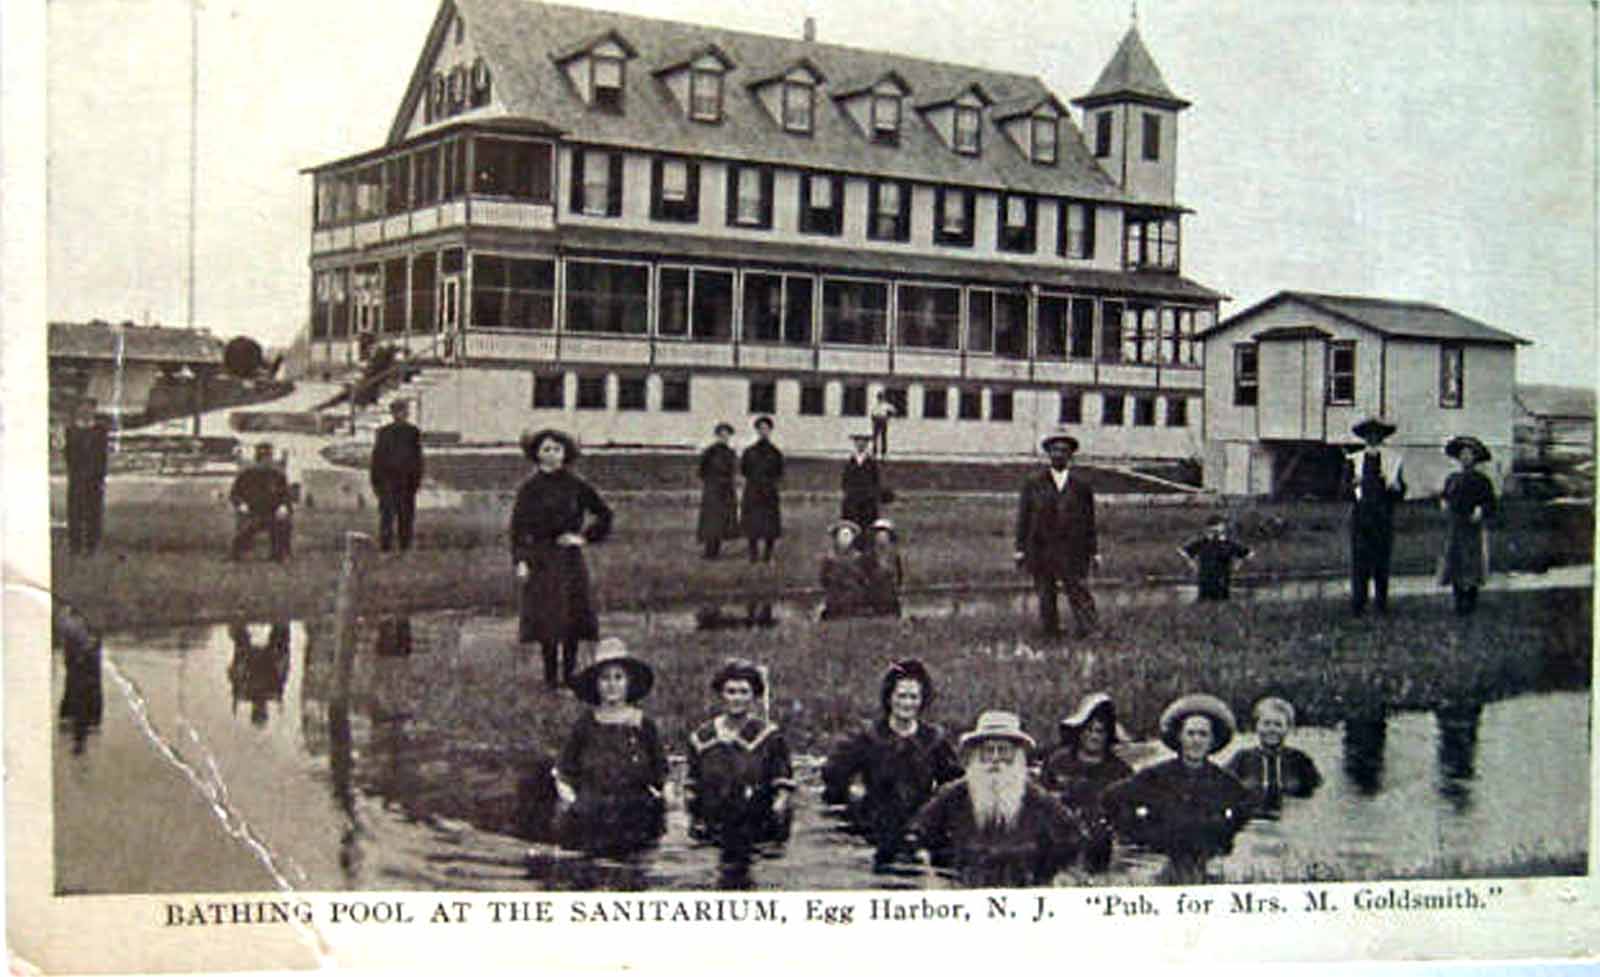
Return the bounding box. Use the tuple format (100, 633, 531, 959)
(304, 0, 1223, 458)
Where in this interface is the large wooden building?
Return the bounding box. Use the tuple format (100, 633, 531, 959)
(304, 0, 1222, 458)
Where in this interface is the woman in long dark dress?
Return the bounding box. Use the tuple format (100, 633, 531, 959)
(685, 659, 795, 850)
(553, 638, 667, 853)
(1438, 435, 1498, 616)
(1039, 691, 1133, 871)
(821, 659, 962, 868)
(697, 422, 739, 559)
(510, 429, 613, 689)
(740, 416, 784, 563)
(1102, 693, 1254, 883)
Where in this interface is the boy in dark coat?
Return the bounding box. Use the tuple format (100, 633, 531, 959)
(1179, 515, 1253, 601)
(64, 401, 110, 555)
(229, 443, 294, 562)
(839, 432, 881, 534)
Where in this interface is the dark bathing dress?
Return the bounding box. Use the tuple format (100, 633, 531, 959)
(686, 715, 795, 848)
(556, 710, 668, 853)
(510, 468, 613, 646)
(821, 718, 962, 861)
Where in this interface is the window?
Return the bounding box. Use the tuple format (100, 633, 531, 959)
(1122, 304, 1156, 364)
(822, 278, 889, 345)
(923, 388, 948, 418)
(1068, 297, 1095, 359)
(571, 149, 623, 217)
(990, 390, 1014, 422)
(871, 94, 901, 143)
(660, 376, 691, 412)
(657, 267, 733, 341)
(958, 389, 982, 420)
(410, 253, 436, 334)
(727, 164, 774, 229)
(1233, 345, 1258, 406)
(968, 288, 1028, 359)
(1031, 116, 1058, 164)
(1060, 202, 1095, 259)
(1133, 395, 1156, 427)
(783, 80, 815, 133)
(617, 376, 647, 411)
(742, 272, 813, 346)
(799, 384, 825, 416)
(1094, 111, 1112, 158)
(533, 373, 565, 408)
(385, 156, 411, 215)
(1327, 341, 1356, 405)
(473, 138, 554, 201)
(1038, 295, 1069, 359)
(592, 55, 625, 112)
(748, 380, 776, 415)
(383, 258, 407, 334)
(355, 165, 384, 220)
(883, 387, 908, 417)
(1124, 216, 1179, 270)
(311, 271, 332, 339)
(472, 255, 555, 330)
(842, 384, 868, 417)
(1142, 113, 1160, 161)
(1099, 299, 1123, 362)
(577, 375, 607, 410)
(413, 146, 440, 208)
(1059, 391, 1082, 424)
(934, 187, 974, 246)
(1166, 396, 1188, 427)
(954, 105, 981, 154)
(896, 284, 960, 350)
(1102, 393, 1125, 426)
(441, 138, 467, 201)
(868, 179, 911, 241)
(565, 260, 649, 335)
(799, 172, 844, 236)
(689, 68, 723, 122)
(1440, 344, 1464, 408)
(469, 58, 491, 108)
(650, 157, 700, 222)
(997, 193, 1036, 252)
(326, 268, 350, 337)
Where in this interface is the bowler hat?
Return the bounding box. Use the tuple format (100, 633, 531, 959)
(569, 638, 655, 705)
(1040, 428, 1080, 453)
(1058, 691, 1130, 744)
(957, 710, 1036, 753)
(1444, 435, 1491, 464)
(753, 415, 775, 430)
(713, 422, 735, 437)
(1351, 416, 1397, 441)
(1158, 693, 1237, 755)
(711, 658, 766, 698)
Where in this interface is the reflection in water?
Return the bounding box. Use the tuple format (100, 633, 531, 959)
(56, 603, 104, 754)
(1435, 701, 1483, 813)
(227, 622, 291, 727)
(1341, 708, 1388, 795)
(694, 604, 778, 631)
(373, 617, 414, 657)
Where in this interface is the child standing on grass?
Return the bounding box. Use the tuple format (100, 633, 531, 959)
(1179, 515, 1252, 601)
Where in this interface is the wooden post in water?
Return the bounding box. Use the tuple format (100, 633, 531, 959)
(332, 531, 375, 703)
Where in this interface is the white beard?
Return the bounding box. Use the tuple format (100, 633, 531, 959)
(965, 754, 1027, 831)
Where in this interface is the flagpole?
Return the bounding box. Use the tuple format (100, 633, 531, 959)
(187, 0, 198, 332)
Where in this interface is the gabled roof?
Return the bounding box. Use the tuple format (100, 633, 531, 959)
(50, 322, 225, 365)
(991, 93, 1069, 121)
(1516, 384, 1595, 420)
(744, 56, 827, 88)
(653, 42, 735, 76)
(1204, 291, 1530, 346)
(915, 82, 995, 111)
(384, 0, 1139, 203)
(832, 69, 911, 99)
(1072, 25, 1189, 110)
(551, 27, 639, 63)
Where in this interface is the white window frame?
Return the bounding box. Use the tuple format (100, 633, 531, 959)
(782, 81, 814, 133)
(689, 68, 723, 122)
(661, 159, 689, 203)
(735, 167, 764, 226)
(940, 188, 969, 236)
(1031, 116, 1058, 164)
(953, 105, 981, 154)
(872, 93, 901, 134)
(592, 55, 624, 100)
(581, 155, 613, 217)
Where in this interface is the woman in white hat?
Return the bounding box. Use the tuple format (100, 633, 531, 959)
(1102, 693, 1255, 883)
(552, 638, 666, 853)
(1438, 436, 1498, 616)
(819, 519, 872, 620)
(1039, 692, 1133, 871)
(907, 710, 1086, 887)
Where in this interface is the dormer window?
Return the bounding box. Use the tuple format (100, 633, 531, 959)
(780, 81, 814, 133)
(592, 55, 625, 112)
(1031, 117, 1058, 164)
(690, 68, 723, 122)
(954, 106, 981, 155)
(871, 94, 901, 142)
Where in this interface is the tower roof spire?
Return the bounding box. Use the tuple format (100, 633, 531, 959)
(1072, 20, 1189, 110)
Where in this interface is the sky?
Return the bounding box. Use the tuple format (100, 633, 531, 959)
(44, 0, 1598, 387)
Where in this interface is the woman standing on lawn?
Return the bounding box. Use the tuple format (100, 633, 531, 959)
(685, 658, 796, 850)
(740, 416, 784, 563)
(821, 659, 962, 868)
(696, 422, 740, 559)
(510, 429, 613, 690)
(553, 638, 667, 853)
(1437, 436, 1498, 617)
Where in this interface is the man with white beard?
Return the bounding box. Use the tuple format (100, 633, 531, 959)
(907, 711, 1086, 887)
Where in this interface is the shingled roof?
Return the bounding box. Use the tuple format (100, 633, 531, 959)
(1205, 292, 1529, 345)
(1071, 25, 1188, 110)
(49, 322, 224, 364)
(382, 0, 1162, 204)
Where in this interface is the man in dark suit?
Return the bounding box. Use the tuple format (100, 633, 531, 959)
(840, 432, 881, 537)
(1014, 430, 1100, 637)
(370, 399, 424, 552)
(63, 400, 110, 555)
(230, 442, 294, 562)
(1346, 415, 1405, 616)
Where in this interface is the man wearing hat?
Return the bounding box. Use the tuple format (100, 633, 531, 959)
(369, 398, 425, 553)
(1014, 429, 1101, 637)
(740, 416, 784, 563)
(908, 710, 1085, 887)
(229, 442, 294, 561)
(1346, 416, 1406, 615)
(840, 432, 882, 537)
(696, 422, 740, 559)
(63, 399, 110, 556)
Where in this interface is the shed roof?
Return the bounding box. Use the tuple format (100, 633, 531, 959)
(1204, 291, 1529, 346)
(380, 0, 1167, 205)
(1516, 384, 1595, 420)
(49, 322, 225, 364)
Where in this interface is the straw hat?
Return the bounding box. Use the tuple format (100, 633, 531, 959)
(569, 638, 654, 705)
(1444, 435, 1491, 464)
(1351, 416, 1397, 442)
(826, 519, 862, 540)
(1040, 428, 1080, 453)
(957, 710, 1036, 753)
(870, 517, 898, 541)
(1057, 691, 1130, 744)
(710, 658, 766, 698)
(1158, 693, 1237, 755)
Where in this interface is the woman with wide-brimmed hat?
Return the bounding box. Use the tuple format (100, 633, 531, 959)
(819, 519, 873, 619)
(552, 638, 667, 853)
(907, 710, 1086, 887)
(821, 659, 962, 868)
(696, 422, 740, 559)
(684, 658, 796, 849)
(509, 428, 613, 689)
(1102, 693, 1255, 883)
(1437, 435, 1498, 616)
(1039, 691, 1134, 871)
